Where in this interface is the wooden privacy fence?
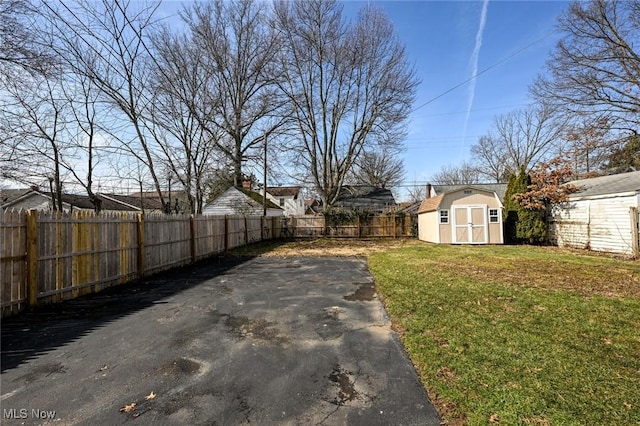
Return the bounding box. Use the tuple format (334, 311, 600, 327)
(1, 210, 281, 317)
(288, 214, 416, 238)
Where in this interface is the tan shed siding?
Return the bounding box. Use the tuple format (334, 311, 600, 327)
(488, 222, 502, 244)
(418, 211, 439, 242)
(448, 191, 497, 207)
(550, 195, 638, 255)
(439, 222, 452, 244)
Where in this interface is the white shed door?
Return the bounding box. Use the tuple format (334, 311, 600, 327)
(453, 206, 487, 244)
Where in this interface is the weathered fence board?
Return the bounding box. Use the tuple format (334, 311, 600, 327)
(1, 210, 27, 316)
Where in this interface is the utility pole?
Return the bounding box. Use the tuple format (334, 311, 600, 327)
(263, 133, 267, 216)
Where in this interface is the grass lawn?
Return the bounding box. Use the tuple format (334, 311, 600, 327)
(231, 239, 640, 424)
(367, 242, 640, 425)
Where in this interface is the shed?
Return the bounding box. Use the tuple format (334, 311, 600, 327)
(549, 171, 640, 256)
(417, 186, 504, 244)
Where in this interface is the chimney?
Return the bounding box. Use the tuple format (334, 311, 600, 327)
(242, 179, 252, 190)
(426, 183, 432, 199)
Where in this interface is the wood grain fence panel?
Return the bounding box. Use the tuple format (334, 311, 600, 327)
(1, 209, 28, 316)
(226, 216, 246, 249)
(143, 214, 192, 275)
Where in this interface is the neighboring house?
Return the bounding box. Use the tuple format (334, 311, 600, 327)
(549, 171, 640, 257)
(418, 186, 504, 244)
(129, 190, 191, 214)
(266, 186, 305, 216)
(1, 188, 163, 213)
(333, 185, 396, 213)
(202, 186, 283, 216)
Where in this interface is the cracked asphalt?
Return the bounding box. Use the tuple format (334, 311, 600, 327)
(1, 256, 440, 425)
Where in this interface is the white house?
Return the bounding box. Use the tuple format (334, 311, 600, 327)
(202, 186, 283, 216)
(265, 186, 305, 216)
(549, 171, 640, 257)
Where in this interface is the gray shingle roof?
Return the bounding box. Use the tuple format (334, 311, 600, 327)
(566, 171, 640, 199)
(432, 183, 507, 201)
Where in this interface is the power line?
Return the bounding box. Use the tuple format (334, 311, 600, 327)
(412, 31, 555, 113)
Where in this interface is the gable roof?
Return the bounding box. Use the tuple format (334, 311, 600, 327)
(238, 187, 282, 209)
(266, 186, 300, 198)
(565, 171, 640, 199)
(334, 185, 396, 211)
(417, 194, 445, 214)
(432, 183, 507, 201)
(1, 188, 33, 207)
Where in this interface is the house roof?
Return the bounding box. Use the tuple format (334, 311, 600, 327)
(266, 186, 300, 198)
(334, 185, 396, 211)
(417, 194, 445, 214)
(99, 193, 164, 210)
(238, 188, 282, 209)
(0, 188, 32, 207)
(1, 188, 164, 211)
(432, 183, 507, 201)
(565, 170, 640, 199)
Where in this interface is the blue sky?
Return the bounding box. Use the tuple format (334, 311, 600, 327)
(157, 0, 570, 199)
(345, 0, 569, 192)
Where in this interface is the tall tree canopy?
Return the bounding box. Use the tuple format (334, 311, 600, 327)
(273, 0, 418, 209)
(532, 0, 640, 132)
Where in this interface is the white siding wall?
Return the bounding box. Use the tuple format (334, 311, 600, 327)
(266, 194, 305, 216)
(550, 194, 639, 255)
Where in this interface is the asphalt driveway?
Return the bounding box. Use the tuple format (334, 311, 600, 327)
(1, 256, 439, 425)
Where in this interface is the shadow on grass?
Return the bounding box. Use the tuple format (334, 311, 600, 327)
(0, 255, 254, 373)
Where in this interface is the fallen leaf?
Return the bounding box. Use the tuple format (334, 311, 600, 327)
(145, 391, 156, 401)
(623, 402, 632, 409)
(489, 413, 500, 423)
(120, 402, 136, 413)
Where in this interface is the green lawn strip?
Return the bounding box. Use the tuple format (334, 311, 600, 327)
(368, 245, 640, 425)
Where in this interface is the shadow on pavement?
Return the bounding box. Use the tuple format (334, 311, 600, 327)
(1, 255, 249, 373)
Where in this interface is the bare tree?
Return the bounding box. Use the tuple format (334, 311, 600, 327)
(1, 75, 71, 210)
(348, 150, 405, 189)
(431, 162, 480, 185)
(150, 28, 220, 214)
(564, 116, 612, 176)
(42, 0, 168, 208)
(532, 0, 640, 132)
(476, 105, 564, 177)
(470, 134, 511, 183)
(180, 0, 285, 189)
(273, 0, 418, 209)
(0, 0, 55, 80)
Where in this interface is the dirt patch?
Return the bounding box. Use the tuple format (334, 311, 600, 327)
(229, 238, 417, 258)
(344, 283, 376, 301)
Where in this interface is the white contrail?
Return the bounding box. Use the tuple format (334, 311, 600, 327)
(462, 0, 489, 151)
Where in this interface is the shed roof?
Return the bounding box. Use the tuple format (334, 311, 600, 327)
(565, 171, 640, 199)
(432, 183, 507, 201)
(417, 194, 445, 214)
(418, 186, 501, 214)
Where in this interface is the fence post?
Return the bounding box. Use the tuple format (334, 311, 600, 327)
(26, 210, 38, 309)
(631, 207, 639, 258)
(137, 214, 145, 277)
(224, 215, 229, 252)
(190, 215, 196, 263)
